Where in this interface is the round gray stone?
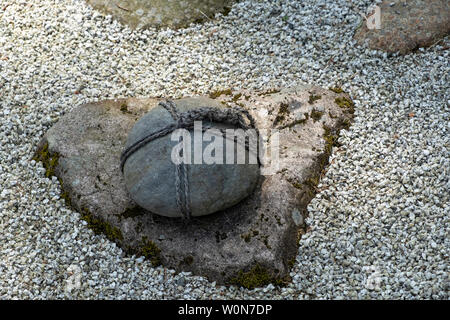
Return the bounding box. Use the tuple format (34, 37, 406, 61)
(122, 97, 260, 218)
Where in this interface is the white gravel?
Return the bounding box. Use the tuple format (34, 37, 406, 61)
(0, 0, 448, 299)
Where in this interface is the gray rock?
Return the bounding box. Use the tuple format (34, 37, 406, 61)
(85, 0, 235, 29)
(122, 98, 260, 217)
(354, 0, 450, 55)
(33, 85, 353, 285)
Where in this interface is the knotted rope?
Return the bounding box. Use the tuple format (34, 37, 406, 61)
(120, 100, 260, 219)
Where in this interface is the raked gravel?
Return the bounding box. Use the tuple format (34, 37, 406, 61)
(0, 0, 448, 299)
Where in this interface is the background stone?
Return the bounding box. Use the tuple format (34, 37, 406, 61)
(34, 85, 353, 285)
(354, 0, 450, 55)
(85, 0, 235, 29)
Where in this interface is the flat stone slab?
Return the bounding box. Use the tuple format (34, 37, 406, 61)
(85, 0, 235, 29)
(33, 85, 354, 286)
(354, 0, 450, 55)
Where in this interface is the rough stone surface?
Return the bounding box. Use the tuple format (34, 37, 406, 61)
(34, 85, 353, 284)
(354, 0, 450, 54)
(85, 0, 235, 29)
(122, 97, 260, 217)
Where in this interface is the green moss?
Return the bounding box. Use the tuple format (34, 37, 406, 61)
(139, 237, 161, 267)
(308, 94, 321, 104)
(120, 103, 132, 114)
(304, 176, 320, 189)
(58, 178, 72, 208)
(33, 143, 72, 207)
(230, 265, 286, 290)
(341, 118, 352, 130)
(287, 176, 304, 190)
(322, 125, 340, 156)
(232, 93, 242, 102)
(293, 182, 302, 189)
(273, 102, 290, 126)
(80, 207, 123, 242)
(335, 97, 355, 114)
(329, 86, 344, 93)
(310, 109, 324, 122)
(32, 142, 60, 178)
(209, 88, 233, 99)
(288, 257, 297, 269)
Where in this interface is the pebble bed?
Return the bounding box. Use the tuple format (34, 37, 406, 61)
(0, 0, 448, 299)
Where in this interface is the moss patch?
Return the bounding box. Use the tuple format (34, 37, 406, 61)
(230, 265, 287, 290)
(232, 93, 242, 102)
(80, 207, 123, 242)
(120, 103, 132, 114)
(138, 236, 161, 267)
(322, 125, 341, 156)
(287, 177, 302, 189)
(33, 143, 72, 207)
(335, 97, 355, 114)
(273, 102, 290, 126)
(32, 142, 60, 178)
(310, 109, 324, 122)
(288, 256, 297, 269)
(209, 88, 233, 99)
(58, 178, 72, 208)
(308, 94, 321, 104)
(341, 118, 352, 130)
(329, 86, 344, 93)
